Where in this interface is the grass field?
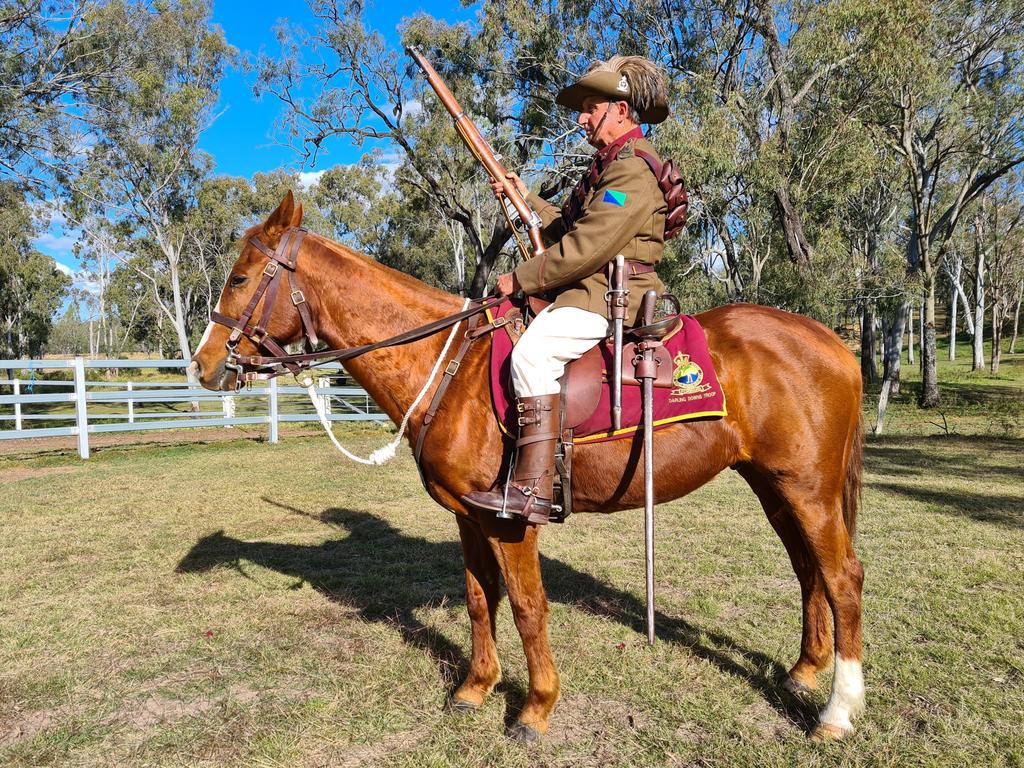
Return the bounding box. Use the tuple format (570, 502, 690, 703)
(1, 352, 1022, 767)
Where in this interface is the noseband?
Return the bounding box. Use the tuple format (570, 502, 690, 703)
(210, 227, 321, 388)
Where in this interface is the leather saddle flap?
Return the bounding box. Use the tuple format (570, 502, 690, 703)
(561, 345, 603, 429)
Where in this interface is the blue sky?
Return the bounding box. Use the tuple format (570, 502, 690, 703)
(202, 0, 476, 177)
(39, 0, 478, 276)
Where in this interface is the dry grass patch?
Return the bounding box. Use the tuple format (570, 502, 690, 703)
(0, 389, 1022, 766)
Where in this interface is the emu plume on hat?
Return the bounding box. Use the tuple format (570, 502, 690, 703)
(556, 55, 669, 124)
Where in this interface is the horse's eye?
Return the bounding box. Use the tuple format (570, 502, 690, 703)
(230, 274, 248, 287)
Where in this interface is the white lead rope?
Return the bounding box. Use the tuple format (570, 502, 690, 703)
(304, 298, 472, 465)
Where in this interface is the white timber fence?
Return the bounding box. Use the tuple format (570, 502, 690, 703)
(0, 358, 388, 459)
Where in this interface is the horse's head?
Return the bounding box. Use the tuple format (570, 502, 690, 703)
(191, 190, 317, 391)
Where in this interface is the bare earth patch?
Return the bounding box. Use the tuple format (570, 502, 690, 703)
(0, 426, 325, 458)
(0, 707, 72, 749)
(0, 465, 79, 483)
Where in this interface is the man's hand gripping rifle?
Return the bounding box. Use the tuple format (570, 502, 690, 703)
(407, 46, 545, 265)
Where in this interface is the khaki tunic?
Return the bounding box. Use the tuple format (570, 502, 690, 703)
(515, 137, 667, 326)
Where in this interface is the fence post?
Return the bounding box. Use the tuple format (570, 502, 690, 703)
(73, 356, 90, 459)
(318, 376, 331, 416)
(223, 394, 235, 426)
(268, 378, 279, 444)
(127, 381, 134, 423)
(14, 378, 21, 430)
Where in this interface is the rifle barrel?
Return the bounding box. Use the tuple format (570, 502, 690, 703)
(408, 46, 545, 259)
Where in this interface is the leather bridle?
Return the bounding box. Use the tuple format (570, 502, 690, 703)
(210, 227, 321, 389)
(208, 226, 505, 390)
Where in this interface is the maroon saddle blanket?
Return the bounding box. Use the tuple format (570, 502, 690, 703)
(488, 301, 727, 444)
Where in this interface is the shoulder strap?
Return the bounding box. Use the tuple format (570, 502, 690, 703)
(633, 149, 689, 240)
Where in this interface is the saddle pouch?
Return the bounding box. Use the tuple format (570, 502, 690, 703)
(604, 342, 674, 388)
(500, 308, 527, 346)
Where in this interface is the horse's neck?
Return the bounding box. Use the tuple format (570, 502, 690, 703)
(306, 237, 465, 425)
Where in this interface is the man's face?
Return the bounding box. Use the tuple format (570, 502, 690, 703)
(578, 95, 630, 148)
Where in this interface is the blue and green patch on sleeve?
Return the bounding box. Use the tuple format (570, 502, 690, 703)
(603, 189, 627, 206)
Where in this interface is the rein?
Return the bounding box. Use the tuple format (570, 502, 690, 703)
(209, 227, 504, 390)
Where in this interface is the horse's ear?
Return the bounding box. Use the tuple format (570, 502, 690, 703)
(263, 190, 296, 241)
(290, 201, 304, 228)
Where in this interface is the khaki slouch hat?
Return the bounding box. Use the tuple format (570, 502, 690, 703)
(556, 55, 670, 124)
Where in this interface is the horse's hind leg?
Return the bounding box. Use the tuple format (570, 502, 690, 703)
(452, 516, 503, 709)
(786, 490, 865, 739)
(738, 466, 833, 692)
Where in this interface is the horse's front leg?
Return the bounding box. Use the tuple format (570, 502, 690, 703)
(483, 517, 560, 741)
(451, 516, 503, 709)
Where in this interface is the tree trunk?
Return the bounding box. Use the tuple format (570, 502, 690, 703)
(991, 301, 1002, 374)
(948, 264, 959, 360)
(919, 299, 925, 371)
(165, 248, 200, 412)
(876, 298, 909, 433)
(907, 304, 914, 365)
(1008, 280, 1022, 354)
(972, 234, 986, 371)
(861, 301, 878, 387)
(919, 279, 940, 407)
(774, 184, 813, 267)
(874, 378, 893, 436)
(721, 227, 745, 298)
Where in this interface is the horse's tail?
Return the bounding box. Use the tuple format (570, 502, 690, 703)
(843, 407, 864, 539)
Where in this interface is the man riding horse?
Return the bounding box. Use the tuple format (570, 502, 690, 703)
(462, 56, 671, 525)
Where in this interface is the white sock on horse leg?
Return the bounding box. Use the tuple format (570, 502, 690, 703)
(819, 656, 865, 732)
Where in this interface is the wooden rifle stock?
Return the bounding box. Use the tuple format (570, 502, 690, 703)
(407, 46, 545, 261)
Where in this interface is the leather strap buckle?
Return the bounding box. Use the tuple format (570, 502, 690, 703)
(444, 360, 460, 376)
(263, 262, 279, 277)
(291, 289, 305, 305)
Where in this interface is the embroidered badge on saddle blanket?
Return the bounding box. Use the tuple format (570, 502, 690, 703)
(488, 301, 727, 443)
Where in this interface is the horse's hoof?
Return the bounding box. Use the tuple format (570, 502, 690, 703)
(811, 722, 851, 741)
(447, 698, 479, 713)
(783, 676, 816, 696)
(508, 722, 542, 743)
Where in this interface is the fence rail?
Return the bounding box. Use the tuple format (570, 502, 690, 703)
(0, 358, 387, 458)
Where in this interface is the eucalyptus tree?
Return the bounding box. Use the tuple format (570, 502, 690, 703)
(0, 0, 134, 193)
(863, 0, 1024, 406)
(255, 4, 510, 295)
(0, 181, 71, 357)
(66, 0, 234, 379)
(969, 176, 1024, 373)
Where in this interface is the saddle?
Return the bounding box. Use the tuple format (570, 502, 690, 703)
(492, 296, 725, 522)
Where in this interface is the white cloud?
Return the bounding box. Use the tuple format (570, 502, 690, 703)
(379, 149, 404, 174)
(297, 169, 327, 189)
(51, 259, 74, 277)
(33, 230, 78, 258)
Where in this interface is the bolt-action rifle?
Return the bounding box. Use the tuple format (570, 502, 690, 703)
(407, 46, 545, 263)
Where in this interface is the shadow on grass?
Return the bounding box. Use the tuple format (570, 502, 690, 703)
(870, 482, 1024, 528)
(175, 503, 820, 732)
(865, 435, 1024, 528)
(865, 434, 1024, 482)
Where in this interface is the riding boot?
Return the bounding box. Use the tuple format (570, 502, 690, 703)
(461, 393, 560, 525)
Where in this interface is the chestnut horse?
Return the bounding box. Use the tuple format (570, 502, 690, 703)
(192, 192, 865, 741)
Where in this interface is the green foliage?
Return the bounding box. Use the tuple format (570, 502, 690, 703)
(62, 0, 236, 362)
(0, 182, 71, 356)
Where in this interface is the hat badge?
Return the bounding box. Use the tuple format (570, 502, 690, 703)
(616, 75, 629, 93)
